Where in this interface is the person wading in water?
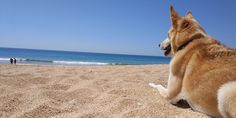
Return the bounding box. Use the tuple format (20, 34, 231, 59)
(10, 58, 13, 64)
(13, 58, 16, 64)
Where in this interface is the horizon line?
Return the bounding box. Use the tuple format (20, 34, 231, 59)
(0, 46, 167, 58)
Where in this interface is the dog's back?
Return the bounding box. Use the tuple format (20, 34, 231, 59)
(181, 37, 236, 117)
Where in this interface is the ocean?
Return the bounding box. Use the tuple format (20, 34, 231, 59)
(0, 47, 170, 65)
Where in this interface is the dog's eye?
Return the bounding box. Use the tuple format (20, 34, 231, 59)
(182, 21, 189, 28)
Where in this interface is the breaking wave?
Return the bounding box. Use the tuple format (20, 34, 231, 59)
(53, 61, 109, 65)
(0, 57, 111, 65)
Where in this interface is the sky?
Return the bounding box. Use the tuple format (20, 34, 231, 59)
(0, 0, 236, 56)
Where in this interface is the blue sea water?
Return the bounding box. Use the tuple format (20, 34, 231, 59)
(0, 47, 170, 65)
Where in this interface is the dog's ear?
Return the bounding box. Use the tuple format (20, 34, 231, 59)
(185, 11, 194, 19)
(170, 6, 180, 29)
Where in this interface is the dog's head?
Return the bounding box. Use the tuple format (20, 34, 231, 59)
(159, 6, 206, 56)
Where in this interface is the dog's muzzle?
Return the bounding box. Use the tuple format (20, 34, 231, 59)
(163, 44, 171, 56)
(159, 38, 171, 56)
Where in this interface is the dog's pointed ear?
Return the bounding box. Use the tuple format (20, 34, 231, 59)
(170, 6, 180, 29)
(186, 11, 194, 19)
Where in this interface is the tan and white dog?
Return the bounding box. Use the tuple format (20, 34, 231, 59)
(149, 6, 236, 118)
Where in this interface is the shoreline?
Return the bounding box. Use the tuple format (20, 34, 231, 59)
(0, 62, 169, 66)
(0, 64, 208, 117)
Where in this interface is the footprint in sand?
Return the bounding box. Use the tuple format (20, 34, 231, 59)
(42, 84, 71, 91)
(79, 75, 94, 80)
(20, 104, 62, 118)
(79, 112, 106, 118)
(43, 88, 97, 105)
(110, 99, 143, 114)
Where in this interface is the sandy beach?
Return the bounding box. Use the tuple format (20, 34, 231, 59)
(0, 64, 208, 118)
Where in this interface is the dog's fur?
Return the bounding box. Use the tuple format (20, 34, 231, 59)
(150, 6, 236, 118)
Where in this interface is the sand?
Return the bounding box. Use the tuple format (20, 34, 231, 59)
(0, 64, 209, 118)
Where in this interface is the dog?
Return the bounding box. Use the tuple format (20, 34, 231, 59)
(149, 6, 236, 118)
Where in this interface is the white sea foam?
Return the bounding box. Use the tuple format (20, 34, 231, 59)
(0, 58, 10, 61)
(0, 57, 110, 65)
(53, 61, 109, 65)
(0, 58, 26, 61)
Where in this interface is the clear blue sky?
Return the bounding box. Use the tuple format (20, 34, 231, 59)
(1, 0, 236, 56)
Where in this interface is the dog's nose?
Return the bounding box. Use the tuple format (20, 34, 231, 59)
(158, 44, 160, 47)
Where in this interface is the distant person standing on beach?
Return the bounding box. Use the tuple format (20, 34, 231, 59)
(13, 58, 16, 64)
(10, 58, 13, 64)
